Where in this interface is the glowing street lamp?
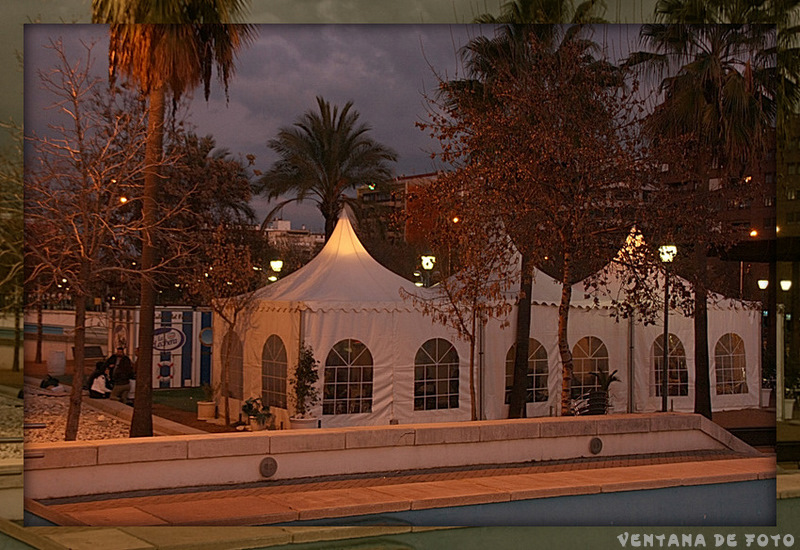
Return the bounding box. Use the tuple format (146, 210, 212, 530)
(781, 280, 792, 292)
(419, 255, 436, 287)
(757, 280, 769, 290)
(270, 260, 284, 273)
(658, 244, 677, 412)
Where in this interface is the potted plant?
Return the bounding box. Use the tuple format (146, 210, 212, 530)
(585, 369, 620, 415)
(197, 382, 218, 421)
(242, 397, 272, 431)
(289, 343, 320, 429)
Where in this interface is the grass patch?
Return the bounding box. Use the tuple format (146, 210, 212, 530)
(152, 386, 206, 413)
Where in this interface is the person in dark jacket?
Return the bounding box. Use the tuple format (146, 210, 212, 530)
(105, 346, 135, 404)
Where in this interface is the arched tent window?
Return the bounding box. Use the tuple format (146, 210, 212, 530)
(651, 333, 688, 397)
(221, 330, 243, 400)
(323, 339, 373, 415)
(571, 336, 608, 399)
(261, 335, 287, 409)
(505, 339, 549, 403)
(414, 338, 460, 410)
(715, 333, 748, 395)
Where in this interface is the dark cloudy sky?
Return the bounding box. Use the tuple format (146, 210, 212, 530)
(23, 22, 642, 232)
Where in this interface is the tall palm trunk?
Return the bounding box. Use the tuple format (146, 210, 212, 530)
(692, 160, 713, 420)
(509, 253, 532, 418)
(693, 248, 712, 419)
(559, 250, 573, 415)
(130, 85, 165, 438)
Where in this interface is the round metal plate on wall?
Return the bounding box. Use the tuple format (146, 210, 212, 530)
(589, 437, 603, 455)
(259, 457, 278, 478)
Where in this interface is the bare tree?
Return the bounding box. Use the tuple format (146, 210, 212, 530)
(401, 177, 516, 420)
(184, 226, 266, 426)
(25, 39, 163, 440)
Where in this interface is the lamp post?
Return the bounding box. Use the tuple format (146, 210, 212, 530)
(420, 255, 436, 288)
(659, 245, 677, 412)
(268, 260, 283, 283)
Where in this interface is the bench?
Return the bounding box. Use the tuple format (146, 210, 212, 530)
(72, 345, 106, 364)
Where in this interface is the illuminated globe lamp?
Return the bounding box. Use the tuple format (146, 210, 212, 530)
(757, 280, 768, 290)
(658, 244, 677, 412)
(268, 260, 283, 284)
(420, 255, 436, 288)
(781, 280, 792, 292)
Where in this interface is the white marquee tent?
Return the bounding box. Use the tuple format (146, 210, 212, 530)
(214, 210, 761, 428)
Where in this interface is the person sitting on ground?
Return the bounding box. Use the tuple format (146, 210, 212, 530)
(87, 362, 111, 399)
(107, 346, 135, 404)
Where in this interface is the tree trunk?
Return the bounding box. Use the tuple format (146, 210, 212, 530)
(469, 308, 477, 421)
(12, 294, 20, 372)
(559, 252, 574, 416)
(65, 286, 88, 441)
(693, 248, 712, 419)
(35, 297, 43, 364)
(130, 85, 165, 438)
(508, 254, 532, 418)
(221, 324, 232, 426)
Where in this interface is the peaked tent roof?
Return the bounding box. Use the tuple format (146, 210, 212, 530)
(253, 208, 424, 312)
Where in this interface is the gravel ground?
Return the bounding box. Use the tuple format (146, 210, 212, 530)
(23, 386, 131, 443)
(0, 392, 23, 459)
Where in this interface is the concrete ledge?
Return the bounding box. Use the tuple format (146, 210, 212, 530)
(414, 422, 481, 445)
(345, 425, 415, 449)
(479, 419, 540, 441)
(187, 432, 271, 459)
(25, 443, 98, 470)
(269, 429, 346, 454)
(23, 413, 759, 500)
(96, 438, 188, 465)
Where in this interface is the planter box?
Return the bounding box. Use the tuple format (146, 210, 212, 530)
(290, 417, 319, 429)
(196, 401, 216, 421)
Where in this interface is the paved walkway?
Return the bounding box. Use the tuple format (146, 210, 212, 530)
(26, 451, 774, 527)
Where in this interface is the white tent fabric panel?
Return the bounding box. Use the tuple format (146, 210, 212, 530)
(632, 312, 697, 413)
(707, 306, 760, 411)
(390, 311, 472, 425)
(304, 310, 395, 427)
(252, 209, 422, 312)
(566, 307, 630, 413)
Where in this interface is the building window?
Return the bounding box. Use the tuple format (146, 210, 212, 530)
(414, 338, 460, 410)
(323, 339, 373, 415)
(571, 336, 609, 399)
(715, 333, 748, 395)
(261, 335, 287, 409)
(651, 333, 688, 397)
(221, 330, 243, 400)
(504, 339, 549, 403)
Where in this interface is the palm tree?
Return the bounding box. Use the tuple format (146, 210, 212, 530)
(92, 1, 255, 437)
(256, 96, 397, 241)
(458, 0, 609, 418)
(626, 21, 775, 418)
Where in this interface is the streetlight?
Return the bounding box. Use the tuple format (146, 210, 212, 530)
(781, 280, 792, 292)
(658, 245, 677, 412)
(420, 255, 436, 287)
(270, 260, 283, 273)
(758, 279, 769, 290)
